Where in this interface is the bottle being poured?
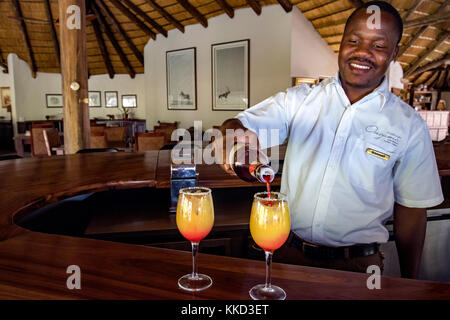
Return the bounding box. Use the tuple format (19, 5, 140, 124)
(229, 143, 275, 197)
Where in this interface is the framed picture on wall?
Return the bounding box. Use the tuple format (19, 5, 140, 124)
(46, 94, 63, 108)
(212, 39, 249, 111)
(89, 91, 101, 107)
(105, 91, 118, 108)
(1, 87, 11, 108)
(122, 94, 137, 108)
(166, 47, 197, 110)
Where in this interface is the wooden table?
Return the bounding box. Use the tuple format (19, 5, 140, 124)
(0, 152, 449, 299)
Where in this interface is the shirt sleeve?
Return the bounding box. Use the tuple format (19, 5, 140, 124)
(393, 117, 444, 208)
(235, 85, 311, 149)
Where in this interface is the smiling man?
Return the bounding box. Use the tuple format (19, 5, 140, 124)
(216, 1, 443, 278)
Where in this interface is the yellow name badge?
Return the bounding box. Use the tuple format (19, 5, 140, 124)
(366, 148, 390, 160)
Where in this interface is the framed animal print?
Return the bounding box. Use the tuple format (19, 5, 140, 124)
(212, 39, 249, 111)
(166, 47, 197, 110)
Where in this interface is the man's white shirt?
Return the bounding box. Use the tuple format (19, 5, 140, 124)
(236, 73, 443, 247)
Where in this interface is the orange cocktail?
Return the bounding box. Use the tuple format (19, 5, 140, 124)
(176, 190, 214, 242)
(250, 194, 290, 252)
(249, 191, 290, 300)
(176, 187, 214, 292)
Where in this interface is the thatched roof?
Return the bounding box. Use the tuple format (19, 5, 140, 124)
(0, 0, 448, 89)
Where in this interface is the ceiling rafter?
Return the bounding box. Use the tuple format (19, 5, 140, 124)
(246, 0, 262, 16)
(177, 0, 208, 28)
(349, 0, 364, 8)
(435, 66, 448, 88)
(91, 17, 114, 79)
(43, 0, 59, 68)
(277, 0, 293, 13)
(93, 1, 136, 78)
(144, 0, 184, 33)
(402, 0, 424, 22)
(11, 0, 36, 78)
(429, 69, 443, 87)
(311, 7, 354, 23)
(405, 31, 450, 77)
(408, 55, 450, 78)
(301, 0, 336, 15)
(403, 9, 450, 29)
(94, 0, 144, 65)
(108, 0, 156, 40)
(120, 0, 167, 38)
(398, 0, 449, 60)
(215, 0, 234, 18)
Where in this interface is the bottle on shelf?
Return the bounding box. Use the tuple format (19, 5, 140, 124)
(228, 143, 275, 183)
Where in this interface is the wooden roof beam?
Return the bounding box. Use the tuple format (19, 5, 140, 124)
(404, 10, 450, 29)
(246, 0, 261, 16)
(429, 69, 443, 88)
(108, 0, 156, 40)
(435, 66, 449, 89)
(144, 0, 184, 33)
(349, 0, 364, 8)
(405, 31, 449, 77)
(301, 0, 336, 15)
(398, 26, 428, 57)
(398, 0, 449, 58)
(215, 0, 234, 18)
(94, 1, 136, 78)
(120, 0, 167, 37)
(177, 0, 208, 28)
(43, 0, 60, 68)
(408, 55, 450, 78)
(90, 16, 114, 78)
(94, 0, 144, 65)
(277, 0, 293, 13)
(11, 0, 36, 78)
(403, 0, 424, 22)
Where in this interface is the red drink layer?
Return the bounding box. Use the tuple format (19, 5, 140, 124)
(263, 175, 271, 199)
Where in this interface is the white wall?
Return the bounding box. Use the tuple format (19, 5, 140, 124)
(144, 5, 293, 130)
(7, 54, 146, 123)
(290, 7, 338, 78)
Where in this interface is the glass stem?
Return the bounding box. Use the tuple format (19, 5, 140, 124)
(191, 242, 199, 278)
(265, 250, 273, 289)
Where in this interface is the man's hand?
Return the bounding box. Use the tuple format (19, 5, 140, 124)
(393, 203, 427, 279)
(213, 118, 259, 175)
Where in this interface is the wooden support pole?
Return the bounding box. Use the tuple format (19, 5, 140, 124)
(59, 0, 90, 154)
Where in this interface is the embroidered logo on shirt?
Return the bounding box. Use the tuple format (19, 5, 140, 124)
(365, 126, 401, 147)
(366, 148, 390, 160)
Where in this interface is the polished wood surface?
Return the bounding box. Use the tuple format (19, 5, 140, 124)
(0, 151, 449, 299)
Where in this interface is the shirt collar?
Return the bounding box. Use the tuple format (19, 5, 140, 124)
(322, 72, 390, 112)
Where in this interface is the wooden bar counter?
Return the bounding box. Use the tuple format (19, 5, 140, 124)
(0, 151, 449, 299)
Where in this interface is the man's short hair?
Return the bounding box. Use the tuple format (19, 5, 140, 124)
(345, 1, 403, 45)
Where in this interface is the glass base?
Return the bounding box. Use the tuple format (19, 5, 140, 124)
(178, 273, 212, 292)
(249, 284, 286, 300)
